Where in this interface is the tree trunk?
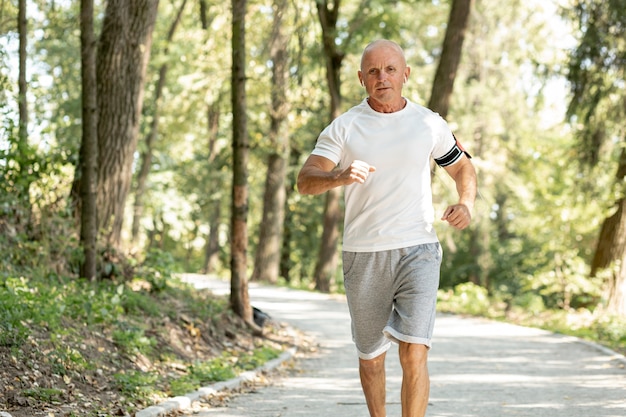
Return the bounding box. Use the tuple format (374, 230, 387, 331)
(280, 149, 301, 283)
(79, 0, 98, 280)
(607, 259, 626, 316)
(16, 0, 33, 227)
(251, 0, 290, 284)
(230, 0, 255, 329)
(314, 187, 341, 292)
(131, 0, 187, 244)
(96, 0, 160, 249)
(279, 189, 294, 282)
(199, 0, 209, 29)
(591, 146, 626, 315)
(428, 0, 473, 119)
(314, 0, 345, 293)
(18, 0, 27, 143)
(203, 202, 221, 274)
(202, 101, 223, 274)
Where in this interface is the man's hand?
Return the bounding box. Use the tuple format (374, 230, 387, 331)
(341, 160, 376, 185)
(441, 204, 472, 230)
(297, 156, 376, 195)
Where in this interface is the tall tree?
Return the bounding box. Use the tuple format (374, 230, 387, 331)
(230, 0, 256, 329)
(131, 0, 188, 244)
(567, 0, 626, 315)
(313, 0, 346, 293)
(17, 0, 27, 143)
(427, 0, 479, 285)
(79, 0, 98, 280)
(427, 0, 473, 120)
(202, 100, 223, 275)
(251, 0, 291, 284)
(95, 0, 160, 248)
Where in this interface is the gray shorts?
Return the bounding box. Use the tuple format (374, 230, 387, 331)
(342, 243, 442, 360)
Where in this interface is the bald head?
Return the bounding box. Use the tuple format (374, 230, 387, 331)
(360, 39, 407, 71)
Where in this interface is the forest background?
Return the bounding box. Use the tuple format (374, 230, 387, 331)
(0, 0, 625, 413)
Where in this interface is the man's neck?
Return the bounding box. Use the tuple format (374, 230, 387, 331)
(367, 97, 407, 113)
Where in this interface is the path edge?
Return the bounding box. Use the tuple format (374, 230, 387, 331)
(570, 337, 626, 366)
(135, 346, 297, 417)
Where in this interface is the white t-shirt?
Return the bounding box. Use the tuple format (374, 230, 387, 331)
(311, 98, 459, 252)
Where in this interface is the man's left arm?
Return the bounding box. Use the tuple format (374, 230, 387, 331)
(441, 155, 477, 230)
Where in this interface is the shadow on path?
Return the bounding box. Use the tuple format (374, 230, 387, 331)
(180, 274, 626, 417)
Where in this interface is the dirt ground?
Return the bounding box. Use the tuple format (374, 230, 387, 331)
(0, 306, 303, 417)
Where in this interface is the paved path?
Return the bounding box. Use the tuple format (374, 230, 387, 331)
(179, 275, 626, 417)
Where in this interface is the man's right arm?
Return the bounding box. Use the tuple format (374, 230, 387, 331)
(297, 155, 376, 195)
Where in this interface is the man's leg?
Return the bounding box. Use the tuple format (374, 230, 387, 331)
(359, 352, 387, 417)
(398, 342, 429, 417)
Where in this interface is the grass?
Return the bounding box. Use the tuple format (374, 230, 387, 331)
(0, 267, 291, 416)
(437, 282, 626, 356)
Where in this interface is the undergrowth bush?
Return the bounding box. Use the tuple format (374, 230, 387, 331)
(437, 282, 626, 355)
(437, 282, 491, 316)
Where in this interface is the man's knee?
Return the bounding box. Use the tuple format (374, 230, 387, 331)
(398, 342, 428, 369)
(359, 352, 386, 372)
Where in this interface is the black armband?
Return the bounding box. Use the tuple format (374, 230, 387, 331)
(434, 134, 472, 167)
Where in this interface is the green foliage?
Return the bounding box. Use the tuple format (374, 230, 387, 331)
(121, 285, 164, 316)
(168, 346, 281, 396)
(235, 346, 281, 371)
(0, 265, 285, 413)
(137, 248, 178, 292)
(114, 370, 163, 399)
(174, 357, 236, 391)
(437, 283, 626, 355)
(511, 292, 546, 315)
(46, 345, 88, 375)
(112, 323, 157, 356)
(592, 314, 626, 352)
(0, 296, 30, 346)
(23, 387, 64, 403)
(437, 282, 491, 316)
(1, 4, 626, 415)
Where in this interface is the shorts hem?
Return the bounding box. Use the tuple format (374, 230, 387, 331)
(383, 326, 432, 349)
(357, 341, 393, 360)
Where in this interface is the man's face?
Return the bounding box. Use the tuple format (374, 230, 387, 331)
(358, 44, 409, 110)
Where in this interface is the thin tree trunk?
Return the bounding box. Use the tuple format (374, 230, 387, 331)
(280, 149, 301, 283)
(314, 0, 344, 293)
(251, 0, 290, 284)
(16, 0, 33, 228)
(203, 202, 221, 274)
(279, 188, 294, 282)
(202, 101, 222, 274)
(428, 0, 473, 119)
(79, 0, 98, 280)
(230, 0, 256, 330)
(18, 0, 27, 143)
(96, 0, 160, 249)
(591, 146, 626, 315)
(131, 0, 188, 244)
(314, 187, 341, 292)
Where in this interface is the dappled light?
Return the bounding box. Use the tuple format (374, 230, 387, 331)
(1, 0, 625, 415)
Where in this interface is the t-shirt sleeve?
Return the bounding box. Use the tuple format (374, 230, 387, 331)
(310, 122, 343, 166)
(432, 117, 471, 167)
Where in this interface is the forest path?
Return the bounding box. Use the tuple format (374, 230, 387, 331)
(176, 274, 626, 417)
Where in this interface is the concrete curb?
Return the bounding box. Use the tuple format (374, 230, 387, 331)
(571, 337, 626, 366)
(135, 347, 297, 417)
